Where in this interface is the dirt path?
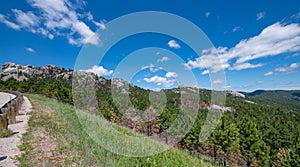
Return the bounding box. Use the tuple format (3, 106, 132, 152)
(0, 96, 32, 167)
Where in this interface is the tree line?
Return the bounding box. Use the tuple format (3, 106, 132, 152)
(1, 77, 299, 166)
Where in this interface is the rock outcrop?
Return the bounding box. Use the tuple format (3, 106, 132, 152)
(1, 62, 72, 81)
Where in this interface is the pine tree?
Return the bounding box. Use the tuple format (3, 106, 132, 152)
(209, 116, 240, 165)
(289, 142, 300, 166)
(239, 116, 270, 166)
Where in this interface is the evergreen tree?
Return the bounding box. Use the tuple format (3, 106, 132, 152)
(239, 116, 270, 166)
(289, 141, 300, 166)
(209, 116, 240, 165)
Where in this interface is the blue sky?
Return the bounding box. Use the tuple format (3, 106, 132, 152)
(0, 0, 300, 92)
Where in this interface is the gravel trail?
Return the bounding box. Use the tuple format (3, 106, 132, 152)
(0, 96, 32, 167)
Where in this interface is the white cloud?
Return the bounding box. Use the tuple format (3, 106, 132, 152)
(290, 63, 300, 69)
(168, 40, 181, 49)
(85, 12, 106, 30)
(141, 64, 163, 72)
(230, 63, 264, 71)
(201, 70, 209, 75)
(165, 72, 178, 78)
(275, 67, 288, 72)
(264, 71, 273, 76)
(256, 12, 266, 20)
(12, 9, 39, 28)
(232, 26, 240, 32)
(205, 12, 211, 18)
(212, 79, 224, 84)
(86, 12, 93, 21)
(93, 19, 106, 30)
(72, 21, 99, 45)
(85, 65, 113, 76)
(0, 0, 101, 46)
(144, 75, 175, 87)
(26, 47, 36, 53)
(185, 22, 300, 72)
(184, 48, 230, 72)
(157, 56, 169, 62)
(223, 85, 231, 89)
(275, 63, 300, 73)
(0, 14, 20, 30)
(48, 34, 54, 39)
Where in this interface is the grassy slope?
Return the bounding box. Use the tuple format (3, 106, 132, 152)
(18, 94, 213, 167)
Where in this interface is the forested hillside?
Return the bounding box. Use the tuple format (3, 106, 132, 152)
(1, 63, 300, 166)
(245, 90, 300, 112)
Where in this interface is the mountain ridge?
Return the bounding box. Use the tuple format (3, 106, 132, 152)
(1, 62, 246, 98)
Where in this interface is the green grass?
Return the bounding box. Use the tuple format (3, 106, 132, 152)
(0, 128, 13, 138)
(18, 94, 214, 167)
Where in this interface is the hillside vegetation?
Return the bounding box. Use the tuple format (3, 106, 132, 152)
(245, 90, 300, 112)
(1, 63, 300, 166)
(18, 94, 213, 166)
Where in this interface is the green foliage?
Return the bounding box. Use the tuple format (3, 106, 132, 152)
(100, 108, 112, 120)
(0, 78, 72, 104)
(238, 116, 270, 166)
(246, 90, 300, 112)
(1, 76, 300, 166)
(288, 141, 300, 166)
(0, 128, 13, 138)
(19, 94, 213, 166)
(279, 141, 300, 167)
(209, 116, 240, 158)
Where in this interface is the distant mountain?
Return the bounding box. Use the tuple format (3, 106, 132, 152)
(245, 90, 300, 112)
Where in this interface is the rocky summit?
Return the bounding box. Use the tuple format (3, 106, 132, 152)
(1, 62, 73, 81)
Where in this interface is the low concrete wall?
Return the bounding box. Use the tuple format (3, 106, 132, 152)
(0, 91, 23, 130)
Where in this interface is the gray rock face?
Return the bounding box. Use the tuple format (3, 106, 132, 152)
(1, 62, 73, 81)
(224, 90, 246, 98)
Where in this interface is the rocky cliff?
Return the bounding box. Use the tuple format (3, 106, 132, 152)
(1, 62, 73, 81)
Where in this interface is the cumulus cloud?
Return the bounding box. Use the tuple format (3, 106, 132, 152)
(264, 71, 273, 76)
(275, 63, 300, 73)
(165, 72, 178, 78)
(212, 79, 224, 84)
(256, 12, 266, 20)
(85, 65, 113, 76)
(93, 19, 106, 30)
(290, 63, 300, 69)
(185, 22, 300, 72)
(157, 56, 169, 62)
(0, 0, 101, 45)
(26, 47, 36, 53)
(144, 75, 175, 87)
(86, 12, 106, 30)
(230, 63, 264, 71)
(12, 9, 39, 28)
(141, 64, 163, 72)
(0, 14, 20, 30)
(201, 70, 210, 75)
(184, 48, 230, 72)
(168, 40, 181, 49)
